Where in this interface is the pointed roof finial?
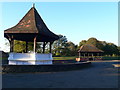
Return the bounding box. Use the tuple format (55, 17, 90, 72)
(33, 3, 35, 7)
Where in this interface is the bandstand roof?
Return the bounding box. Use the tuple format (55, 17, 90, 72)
(78, 44, 104, 53)
(4, 5, 59, 42)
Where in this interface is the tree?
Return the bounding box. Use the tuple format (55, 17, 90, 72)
(3, 38, 10, 52)
(65, 41, 78, 56)
(79, 40, 87, 47)
(86, 37, 98, 46)
(52, 35, 68, 56)
(117, 46, 120, 55)
(52, 35, 78, 56)
(14, 40, 26, 53)
(103, 43, 119, 56)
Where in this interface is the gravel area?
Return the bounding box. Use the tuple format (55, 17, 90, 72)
(2, 61, 119, 88)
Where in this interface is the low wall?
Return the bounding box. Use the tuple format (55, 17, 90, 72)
(2, 62, 91, 73)
(2, 60, 77, 65)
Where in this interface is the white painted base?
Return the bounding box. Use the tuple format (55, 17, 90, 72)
(8, 52, 53, 65)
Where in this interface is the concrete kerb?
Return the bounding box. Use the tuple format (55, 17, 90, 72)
(2, 62, 91, 73)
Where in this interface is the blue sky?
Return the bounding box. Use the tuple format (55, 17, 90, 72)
(0, 2, 118, 52)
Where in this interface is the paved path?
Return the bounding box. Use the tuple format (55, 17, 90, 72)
(2, 61, 119, 88)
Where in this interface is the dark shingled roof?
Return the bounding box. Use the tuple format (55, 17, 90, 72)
(4, 6, 59, 42)
(78, 44, 104, 53)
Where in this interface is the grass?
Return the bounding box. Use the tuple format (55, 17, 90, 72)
(102, 56, 120, 60)
(53, 56, 120, 60)
(53, 56, 77, 60)
(0, 57, 8, 60)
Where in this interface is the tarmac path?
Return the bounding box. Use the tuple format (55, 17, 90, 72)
(2, 61, 120, 88)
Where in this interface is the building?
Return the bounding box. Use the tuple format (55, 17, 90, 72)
(76, 44, 104, 61)
(4, 4, 59, 65)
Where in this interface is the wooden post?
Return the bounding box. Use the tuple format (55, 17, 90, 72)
(9, 39, 12, 52)
(49, 42, 52, 53)
(88, 53, 89, 60)
(12, 39, 14, 52)
(79, 52, 81, 58)
(84, 53, 85, 57)
(9, 36, 14, 52)
(26, 41, 28, 53)
(33, 37, 36, 52)
(49, 42, 53, 53)
(43, 42, 48, 53)
(10, 39, 14, 52)
(43, 42, 45, 53)
(92, 53, 94, 60)
(97, 53, 99, 56)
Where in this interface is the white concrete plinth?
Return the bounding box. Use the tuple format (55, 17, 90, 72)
(8, 52, 53, 65)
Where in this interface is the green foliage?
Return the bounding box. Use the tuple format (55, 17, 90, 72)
(36, 42, 43, 53)
(79, 40, 87, 47)
(14, 40, 26, 53)
(102, 43, 119, 56)
(65, 42, 78, 56)
(86, 37, 98, 46)
(117, 46, 120, 55)
(28, 42, 34, 52)
(112, 54, 117, 57)
(55, 52, 61, 56)
(52, 35, 78, 56)
(13, 40, 42, 53)
(52, 35, 68, 56)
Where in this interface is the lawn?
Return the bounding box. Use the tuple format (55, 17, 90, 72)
(53, 56, 77, 60)
(53, 56, 120, 60)
(0, 57, 8, 60)
(102, 56, 120, 60)
(0, 57, 2, 60)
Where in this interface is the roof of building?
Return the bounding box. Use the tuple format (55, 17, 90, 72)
(78, 44, 104, 53)
(4, 5, 59, 42)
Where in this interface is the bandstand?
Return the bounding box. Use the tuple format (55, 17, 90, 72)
(4, 4, 59, 65)
(76, 44, 104, 61)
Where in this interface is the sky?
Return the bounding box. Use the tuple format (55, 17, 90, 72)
(0, 2, 118, 52)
